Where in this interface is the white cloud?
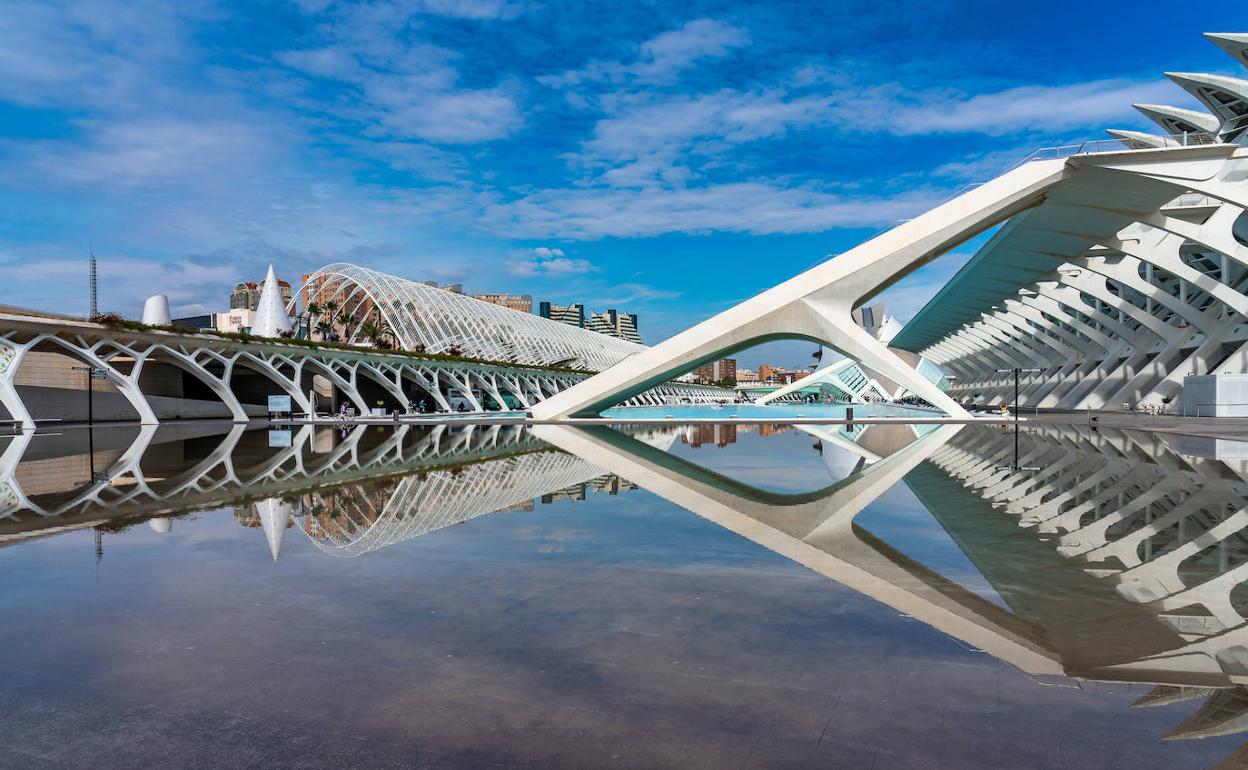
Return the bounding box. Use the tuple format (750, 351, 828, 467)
(591, 283, 682, 305)
(505, 246, 595, 276)
(636, 18, 750, 78)
(842, 77, 1178, 137)
(20, 117, 277, 188)
(482, 183, 939, 239)
(378, 88, 521, 143)
(542, 18, 749, 87)
(293, 0, 527, 20)
(276, 4, 522, 144)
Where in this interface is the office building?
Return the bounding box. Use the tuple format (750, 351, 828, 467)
(231, 278, 292, 312)
(695, 358, 736, 384)
(474, 293, 533, 313)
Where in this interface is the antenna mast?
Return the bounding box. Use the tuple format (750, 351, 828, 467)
(89, 243, 98, 317)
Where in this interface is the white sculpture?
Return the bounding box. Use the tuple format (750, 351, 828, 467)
(251, 264, 292, 338)
(141, 294, 171, 326)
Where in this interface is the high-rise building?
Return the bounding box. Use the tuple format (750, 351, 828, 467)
(694, 358, 736, 384)
(539, 301, 586, 328)
(758, 364, 808, 384)
(542, 301, 642, 343)
(588, 309, 642, 344)
(231, 279, 292, 311)
(474, 293, 533, 313)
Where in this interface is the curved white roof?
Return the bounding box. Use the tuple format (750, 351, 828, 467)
(299, 263, 644, 371)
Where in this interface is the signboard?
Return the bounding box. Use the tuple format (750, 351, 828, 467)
(268, 429, 292, 448)
(267, 395, 292, 413)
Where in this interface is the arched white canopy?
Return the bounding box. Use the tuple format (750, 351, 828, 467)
(298, 263, 644, 371)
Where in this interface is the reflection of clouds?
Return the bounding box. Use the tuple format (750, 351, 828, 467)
(512, 525, 597, 554)
(8, 422, 1248, 766)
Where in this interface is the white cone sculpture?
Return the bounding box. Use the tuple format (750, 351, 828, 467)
(251, 264, 292, 338)
(142, 294, 172, 326)
(255, 498, 293, 562)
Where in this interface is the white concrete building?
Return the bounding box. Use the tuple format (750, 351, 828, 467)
(534, 31, 1248, 419)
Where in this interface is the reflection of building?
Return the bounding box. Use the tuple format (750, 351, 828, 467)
(541, 483, 587, 504)
(540, 474, 639, 502)
(592, 475, 639, 495)
(681, 424, 737, 448)
(232, 279, 292, 311)
(695, 358, 736, 384)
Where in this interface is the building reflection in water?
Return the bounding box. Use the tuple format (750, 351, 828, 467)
(536, 421, 1248, 767)
(9, 418, 1248, 763)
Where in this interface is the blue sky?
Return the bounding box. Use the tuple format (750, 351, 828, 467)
(1, 1, 1243, 367)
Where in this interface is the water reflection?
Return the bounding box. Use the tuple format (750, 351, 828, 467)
(8, 419, 1248, 764)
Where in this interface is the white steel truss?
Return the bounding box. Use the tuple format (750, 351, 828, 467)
(0, 312, 732, 429)
(298, 263, 644, 371)
(893, 32, 1248, 412)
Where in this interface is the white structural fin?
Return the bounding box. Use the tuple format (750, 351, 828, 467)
(1105, 129, 1176, 150)
(1133, 103, 1221, 136)
(1163, 72, 1248, 141)
(252, 264, 292, 338)
(1204, 33, 1248, 68)
(256, 498, 293, 562)
(142, 294, 172, 326)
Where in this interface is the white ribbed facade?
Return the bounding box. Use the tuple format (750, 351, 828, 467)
(890, 32, 1248, 412)
(299, 263, 643, 371)
(535, 31, 1248, 419)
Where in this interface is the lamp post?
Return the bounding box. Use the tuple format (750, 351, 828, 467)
(995, 367, 1042, 471)
(71, 365, 110, 483)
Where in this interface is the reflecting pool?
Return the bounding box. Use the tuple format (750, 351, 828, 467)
(2, 420, 1247, 768)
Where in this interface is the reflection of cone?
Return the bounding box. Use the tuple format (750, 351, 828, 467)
(148, 518, 172, 534)
(256, 498, 293, 562)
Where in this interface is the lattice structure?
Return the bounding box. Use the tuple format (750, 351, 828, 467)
(891, 32, 1248, 412)
(298, 263, 644, 371)
(537, 421, 1248, 761)
(533, 33, 1248, 419)
(0, 422, 548, 527)
(298, 449, 611, 558)
(0, 312, 732, 429)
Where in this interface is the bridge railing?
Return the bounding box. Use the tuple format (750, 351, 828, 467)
(1020, 131, 1224, 163)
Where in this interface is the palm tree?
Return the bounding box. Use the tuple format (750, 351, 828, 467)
(337, 312, 357, 341)
(359, 318, 392, 347)
(315, 320, 332, 340)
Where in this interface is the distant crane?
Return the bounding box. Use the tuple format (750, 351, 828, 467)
(88, 243, 98, 318)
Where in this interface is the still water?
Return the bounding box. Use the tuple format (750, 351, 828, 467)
(1, 420, 1246, 769)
